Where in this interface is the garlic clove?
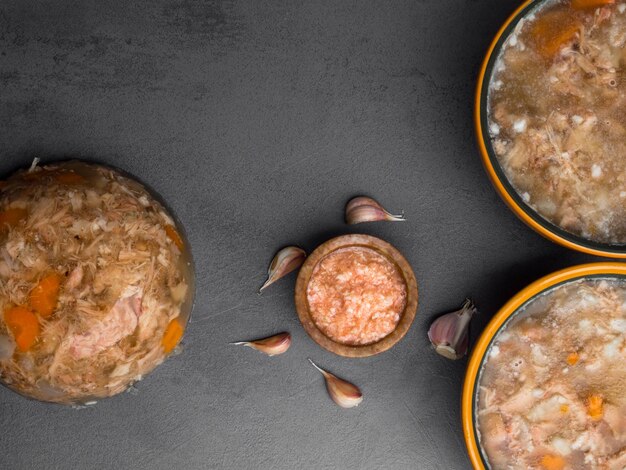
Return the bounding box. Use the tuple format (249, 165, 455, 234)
(345, 196, 405, 225)
(428, 299, 477, 360)
(231, 332, 291, 356)
(259, 246, 306, 292)
(308, 359, 363, 408)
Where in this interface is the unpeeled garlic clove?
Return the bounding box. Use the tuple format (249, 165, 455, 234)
(231, 332, 291, 356)
(345, 196, 405, 225)
(259, 246, 306, 293)
(308, 359, 363, 408)
(428, 299, 477, 360)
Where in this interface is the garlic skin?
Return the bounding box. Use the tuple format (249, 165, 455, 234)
(308, 359, 363, 408)
(345, 196, 405, 225)
(259, 246, 306, 293)
(428, 299, 477, 360)
(231, 332, 291, 356)
(29, 157, 40, 172)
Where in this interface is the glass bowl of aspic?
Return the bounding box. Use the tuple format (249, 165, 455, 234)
(0, 161, 194, 404)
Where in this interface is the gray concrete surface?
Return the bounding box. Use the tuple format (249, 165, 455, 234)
(0, 1, 597, 469)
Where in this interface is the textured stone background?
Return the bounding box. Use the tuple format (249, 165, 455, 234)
(0, 1, 595, 469)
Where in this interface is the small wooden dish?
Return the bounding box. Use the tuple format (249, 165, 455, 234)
(295, 234, 418, 357)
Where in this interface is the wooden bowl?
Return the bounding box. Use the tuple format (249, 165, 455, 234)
(295, 234, 418, 357)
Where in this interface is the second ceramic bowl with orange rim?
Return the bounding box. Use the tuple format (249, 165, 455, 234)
(461, 262, 626, 469)
(475, 0, 626, 258)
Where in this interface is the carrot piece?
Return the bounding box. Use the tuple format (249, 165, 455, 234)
(21, 171, 41, 181)
(55, 172, 84, 184)
(529, 11, 581, 59)
(571, 0, 615, 10)
(0, 208, 28, 229)
(30, 273, 62, 318)
(4, 306, 40, 352)
(566, 352, 579, 365)
(540, 454, 565, 470)
(165, 225, 184, 251)
(587, 394, 603, 419)
(560, 404, 570, 413)
(162, 318, 184, 354)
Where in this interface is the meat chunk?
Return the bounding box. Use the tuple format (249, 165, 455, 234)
(69, 289, 142, 359)
(65, 265, 84, 290)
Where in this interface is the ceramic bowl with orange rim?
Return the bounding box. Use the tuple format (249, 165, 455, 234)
(475, 0, 626, 258)
(294, 234, 418, 358)
(461, 262, 626, 469)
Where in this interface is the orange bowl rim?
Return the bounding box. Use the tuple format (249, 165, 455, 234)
(461, 262, 626, 469)
(474, 0, 626, 258)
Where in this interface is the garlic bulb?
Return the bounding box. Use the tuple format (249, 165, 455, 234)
(231, 332, 291, 356)
(259, 246, 306, 293)
(308, 359, 363, 408)
(428, 299, 477, 360)
(345, 196, 405, 225)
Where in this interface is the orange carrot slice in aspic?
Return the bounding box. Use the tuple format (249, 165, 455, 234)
(529, 11, 581, 59)
(162, 318, 184, 354)
(566, 352, 579, 365)
(55, 172, 84, 184)
(165, 225, 184, 251)
(540, 454, 565, 470)
(30, 273, 62, 318)
(571, 0, 615, 10)
(0, 208, 28, 229)
(4, 306, 40, 352)
(587, 394, 604, 419)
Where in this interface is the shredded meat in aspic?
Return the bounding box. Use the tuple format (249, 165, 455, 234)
(0, 161, 192, 404)
(477, 279, 626, 470)
(489, 0, 626, 244)
(306, 247, 406, 346)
